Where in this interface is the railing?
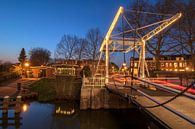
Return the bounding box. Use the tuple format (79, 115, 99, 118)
(82, 77, 105, 88)
(106, 75, 195, 125)
(132, 86, 195, 125)
(134, 77, 195, 99)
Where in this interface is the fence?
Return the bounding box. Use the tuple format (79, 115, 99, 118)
(82, 77, 105, 88)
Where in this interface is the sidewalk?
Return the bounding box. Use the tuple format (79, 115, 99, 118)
(0, 78, 39, 97)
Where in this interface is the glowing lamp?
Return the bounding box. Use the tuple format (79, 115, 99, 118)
(24, 62, 30, 67)
(22, 104, 28, 112)
(122, 63, 126, 66)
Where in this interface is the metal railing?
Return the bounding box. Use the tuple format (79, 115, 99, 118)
(132, 87, 195, 125)
(106, 75, 195, 125)
(134, 77, 195, 100)
(82, 77, 105, 88)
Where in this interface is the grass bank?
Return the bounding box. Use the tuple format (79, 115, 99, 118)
(29, 78, 56, 102)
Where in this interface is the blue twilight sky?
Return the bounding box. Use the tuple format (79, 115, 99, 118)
(0, 0, 132, 64)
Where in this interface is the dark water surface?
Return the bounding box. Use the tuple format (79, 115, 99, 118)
(0, 101, 161, 129)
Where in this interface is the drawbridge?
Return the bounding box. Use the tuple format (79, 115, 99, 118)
(82, 6, 195, 129)
(96, 6, 182, 82)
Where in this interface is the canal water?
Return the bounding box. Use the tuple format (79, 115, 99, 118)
(1, 101, 162, 129)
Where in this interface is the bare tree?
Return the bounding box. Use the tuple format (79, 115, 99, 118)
(126, 0, 181, 70)
(168, 0, 195, 69)
(29, 47, 51, 66)
(56, 35, 78, 60)
(75, 38, 88, 60)
(85, 28, 102, 61)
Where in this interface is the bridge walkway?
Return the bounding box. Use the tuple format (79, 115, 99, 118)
(106, 82, 195, 129)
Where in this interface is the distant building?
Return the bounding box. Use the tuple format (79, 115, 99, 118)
(30, 66, 54, 78)
(130, 54, 195, 76)
(53, 59, 106, 76)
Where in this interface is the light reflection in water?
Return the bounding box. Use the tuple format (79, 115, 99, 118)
(0, 101, 162, 129)
(55, 107, 75, 115)
(22, 104, 28, 112)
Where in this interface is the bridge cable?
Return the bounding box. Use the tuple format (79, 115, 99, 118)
(122, 15, 126, 64)
(125, 9, 173, 16)
(112, 18, 169, 38)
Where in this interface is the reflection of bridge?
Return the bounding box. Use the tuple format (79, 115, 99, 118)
(81, 6, 195, 129)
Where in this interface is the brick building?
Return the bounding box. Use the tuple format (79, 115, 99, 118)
(130, 55, 195, 76)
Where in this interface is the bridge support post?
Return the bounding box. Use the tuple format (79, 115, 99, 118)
(105, 40, 109, 84)
(140, 40, 145, 78)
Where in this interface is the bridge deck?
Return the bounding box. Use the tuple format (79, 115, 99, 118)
(106, 83, 195, 129)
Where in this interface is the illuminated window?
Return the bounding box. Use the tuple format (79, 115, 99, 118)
(179, 63, 183, 67)
(183, 62, 187, 67)
(169, 63, 172, 67)
(176, 57, 180, 61)
(166, 63, 168, 67)
(174, 63, 178, 67)
(134, 63, 137, 67)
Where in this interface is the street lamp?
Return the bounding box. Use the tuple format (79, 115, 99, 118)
(122, 63, 126, 67)
(24, 62, 30, 78)
(24, 62, 30, 67)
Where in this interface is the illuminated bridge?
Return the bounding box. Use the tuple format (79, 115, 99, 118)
(81, 6, 195, 129)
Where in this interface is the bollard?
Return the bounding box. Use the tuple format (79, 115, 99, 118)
(15, 96, 22, 114)
(2, 96, 9, 115)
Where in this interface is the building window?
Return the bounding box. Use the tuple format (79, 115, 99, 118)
(134, 63, 137, 67)
(166, 63, 168, 67)
(176, 57, 180, 61)
(179, 62, 183, 67)
(169, 63, 172, 67)
(174, 63, 178, 68)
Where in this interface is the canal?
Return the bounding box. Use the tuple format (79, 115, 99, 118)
(0, 101, 163, 129)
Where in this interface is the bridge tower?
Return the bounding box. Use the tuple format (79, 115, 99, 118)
(97, 6, 182, 83)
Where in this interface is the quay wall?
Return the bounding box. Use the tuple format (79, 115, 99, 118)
(56, 76, 82, 100)
(80, 87, 132, 110)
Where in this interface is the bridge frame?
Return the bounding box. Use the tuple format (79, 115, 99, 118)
(98, 6, 182, 84)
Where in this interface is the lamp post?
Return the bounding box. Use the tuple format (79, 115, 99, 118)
(24, 62, 30, 78)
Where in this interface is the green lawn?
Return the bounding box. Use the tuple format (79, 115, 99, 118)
(29, 78, 56, 102)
